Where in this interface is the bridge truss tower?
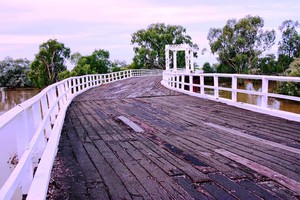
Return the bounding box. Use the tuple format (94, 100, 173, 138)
(165, 44, 194, 73)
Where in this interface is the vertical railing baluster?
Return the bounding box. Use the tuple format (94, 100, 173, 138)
(200, 75, 204, 94)
(14, 110, 34, 195)
(181, 74, 184, 90)
(232, 76, 237, 102)
(214, 75, 219, 98)
(261, 77, 268, 108)
(189, 75, 193, 92)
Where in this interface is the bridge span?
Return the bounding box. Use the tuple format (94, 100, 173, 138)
(48, 75, 300, 199)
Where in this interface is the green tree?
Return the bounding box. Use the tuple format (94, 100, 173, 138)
(207, 15, 275, 74)
(277, 58, 300, 96)
(257, 54, 277, 75)
(277, 20, 300, 71)
(58, 70, 77, 80)
(70, 52, 82, 65)
(0, 57, 33, 88)
(131, 23, 199, 69)
(283, 58, 300, 76)
(202, 62, 215, 73)
(72, 49, 110, 76)
(110, 60, 128, 72)
(214, 63, 236, 73)
(29, 39, 70, 88)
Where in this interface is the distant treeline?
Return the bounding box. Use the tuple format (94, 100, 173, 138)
(0, 15, 299, 95)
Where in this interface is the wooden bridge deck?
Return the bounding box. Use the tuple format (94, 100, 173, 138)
(48, 76, 300, 200)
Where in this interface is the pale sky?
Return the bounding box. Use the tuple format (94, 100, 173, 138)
(0, 0, 299, 68)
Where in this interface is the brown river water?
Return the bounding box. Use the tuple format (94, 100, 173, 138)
(0, 82, 300, 116)
(0, 88, 41, 116)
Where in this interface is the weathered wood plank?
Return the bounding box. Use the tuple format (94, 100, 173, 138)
(49, 76, 300, 199)
(83, 142, 133, 200)
(215, 149, 300, 195)
(205, 122, 300, 155)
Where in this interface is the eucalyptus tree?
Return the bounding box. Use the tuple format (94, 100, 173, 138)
(277, 20, 300, 70)
(131, 23, 199, 69)
(207, 15, 275, 74)
(277, 58, 300, 96)
(29, 39, 70, 88)
(0, 57, 32, 88)
(72, 49, 110, 75)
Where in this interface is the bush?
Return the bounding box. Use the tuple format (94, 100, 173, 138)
(276, 58, 300, 97)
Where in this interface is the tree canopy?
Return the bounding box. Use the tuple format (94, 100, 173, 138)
(131, 23, 199, 69)
(277, 58, 300, 97)
(277, 20, 300, 71)
(0, 57, 32, 88)
(283, 58, 300, 77)
(72, 49, 110, 76)
(29, 39, 70, 88)
(207, 15, 275, 74)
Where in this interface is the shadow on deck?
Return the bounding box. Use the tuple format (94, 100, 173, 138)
(48, 76, 300, 199)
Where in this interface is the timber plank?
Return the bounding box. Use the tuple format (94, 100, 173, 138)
(132, 138, 210, 182)
(63, 117, 109, 199)
(179, 128, 300, 181)
(215, 149, 300, 195)
(153, 110, 300, 172)
(83, 142, 132, 200)
(201, 182, 236, 200)
(49, 76, 300, 199)
(209, 173, 260, 200)
(107, 141, 169, 199)
(93, 140, 150, 199)
(119, 140, 196, 199)
(237, 179, 280, 200)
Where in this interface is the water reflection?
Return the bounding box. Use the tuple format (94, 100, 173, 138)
(220, 82, 300, 114)
(0, 88, 40, 115)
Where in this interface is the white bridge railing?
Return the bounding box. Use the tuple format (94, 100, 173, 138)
(162, 70, 300, 122)
(0, 69, 162, 200)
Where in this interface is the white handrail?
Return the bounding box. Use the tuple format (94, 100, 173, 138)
(0, 69, 162, 200)
(161, 71, 300, 122)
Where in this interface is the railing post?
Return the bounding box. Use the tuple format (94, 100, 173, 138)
(181, 74, 184, 90)
(171, 75, 174, 87)
(48, 88, 58, 121)
(98, 75, 101, 85)
(64, 81, 70, 101)
(261, 77, 269, 108)
(18, 110, 34, 194)
(189, 75, 193, 92)
(75, 78, 79, 93)
(57, 84, 65, 107)
(232, 76, 237, 102)
(78, 77, 81, 91)
(71, 79, 75, 94)
(200, 75, 204, 94)
(94, 75, 97, 85)
(31, 102, 46, 159)
(89, 75, 93, 86)
(214, 75, 219, 98)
